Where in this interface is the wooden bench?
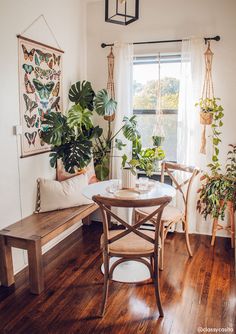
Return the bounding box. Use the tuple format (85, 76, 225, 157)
(0, 203, 98, 295)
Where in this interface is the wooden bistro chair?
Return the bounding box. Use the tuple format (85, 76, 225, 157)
(135, 162, 199, 270)
(92, 194, 172, 317)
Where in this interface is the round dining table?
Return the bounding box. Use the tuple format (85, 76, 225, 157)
(82, 179, 176, 283)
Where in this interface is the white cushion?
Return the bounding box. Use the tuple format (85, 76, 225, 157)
(137, 205, 183, 222)
(37, 174, 93, 213)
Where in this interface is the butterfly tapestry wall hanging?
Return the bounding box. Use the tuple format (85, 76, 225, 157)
(18, 35, 64, 157)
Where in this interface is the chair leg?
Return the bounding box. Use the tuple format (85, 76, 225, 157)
(153, 253, 164, 317)
(159, 224, 165, 271)
(100, 251, 109, 317)
(184, 219, 193, 257)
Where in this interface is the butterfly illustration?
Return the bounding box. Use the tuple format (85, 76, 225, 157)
(24, 114, 37, 128)
(48, 59, 53, 69)
(35, 117, 40, 129)
(22, 45, 35, 62)
(35, 67, 53, 80)
(25, 131, 37, 146)
(22, 64, 34, 75)
(38, 108, 50, 121)
(23, 93, 38, 113)
(24, 74, 35, 94)
(51, 96, 60, 112)
(53, 54, 61, 66)
(35, 54, 40, 66)
(52, 69, 61, 80)
(32, 79, 55, 99)
(38, 129, 46, 146)
(36, 50, 52, 64)
(40, 100, 49, 109)
(52, 82, 60, 97)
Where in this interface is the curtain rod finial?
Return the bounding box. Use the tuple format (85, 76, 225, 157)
(101, 43, 107, 48)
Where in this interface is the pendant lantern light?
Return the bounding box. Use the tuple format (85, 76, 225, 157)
(105, 0, 139, 26)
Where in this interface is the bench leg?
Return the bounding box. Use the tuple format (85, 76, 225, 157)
(82, 215, 92, 226)
(27, 238, 44, 294)
(0, 235, 14, 287)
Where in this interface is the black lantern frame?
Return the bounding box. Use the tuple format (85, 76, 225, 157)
(105, 0, 139, 26)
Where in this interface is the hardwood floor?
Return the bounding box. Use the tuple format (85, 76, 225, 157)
(0, 222, 235, 334)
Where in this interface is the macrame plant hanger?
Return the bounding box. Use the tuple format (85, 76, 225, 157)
(200, 41, 214, 154)
(106, 46, 115, 122)
(153, 53, 165, 144)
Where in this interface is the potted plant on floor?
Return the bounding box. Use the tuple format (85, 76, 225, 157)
(41, 81, 139, 180)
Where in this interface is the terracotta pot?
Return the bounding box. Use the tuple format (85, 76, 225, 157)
(200, 111, 213, 125)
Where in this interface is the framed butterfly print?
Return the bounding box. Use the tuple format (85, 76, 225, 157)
(18, 35, 64, 157)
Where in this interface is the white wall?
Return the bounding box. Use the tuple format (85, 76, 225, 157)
(86, 0, 236, 236)
(0, 0, 86, 274)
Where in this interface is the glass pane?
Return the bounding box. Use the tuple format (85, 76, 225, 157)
(135, 114, 178, 162)
(133, 55, 180, 161)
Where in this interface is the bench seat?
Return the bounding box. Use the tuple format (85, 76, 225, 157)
(0, 203, 98, 294)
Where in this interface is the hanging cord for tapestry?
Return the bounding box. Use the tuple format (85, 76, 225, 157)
(19, 14, 62, 50)
(200, 41, 214, 154)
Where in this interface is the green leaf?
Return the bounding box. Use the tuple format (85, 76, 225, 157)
(60, 136, 92, 173)
(95, 164, 109, 181)
(212, 155, 218, 162)
(122, 154, 128, 168)
(122, 116, 140, 141)
(115, 138, 126, 150)
(90, 126, 103, 139)
(67, 104, 93, 130)
(94, 89, 117, 118)
(68, 81, 95, 110)
(42, 112, 73, 146)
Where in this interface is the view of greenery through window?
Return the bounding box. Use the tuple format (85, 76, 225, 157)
(133, 55, 181, 161)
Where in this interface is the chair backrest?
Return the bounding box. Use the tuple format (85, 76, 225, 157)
(161, 161, 199, 215)
(92, 195, 172, 253)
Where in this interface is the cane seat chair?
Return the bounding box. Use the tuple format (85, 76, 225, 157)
(92, 195, 172, 317)
(135, 162, 199, 270)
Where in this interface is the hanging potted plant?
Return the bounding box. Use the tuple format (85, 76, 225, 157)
(196, 41, 219, 154)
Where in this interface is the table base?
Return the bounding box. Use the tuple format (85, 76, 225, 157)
(101, 257, 151, 283)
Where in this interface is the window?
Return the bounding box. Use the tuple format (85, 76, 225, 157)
(133, 54, 181, 161)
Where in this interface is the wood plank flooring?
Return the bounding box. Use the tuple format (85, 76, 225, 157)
(0, 222, 235, 334)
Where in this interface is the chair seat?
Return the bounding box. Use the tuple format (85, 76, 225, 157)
(101, 230, 160, 255)
(136, 205, 183, 222)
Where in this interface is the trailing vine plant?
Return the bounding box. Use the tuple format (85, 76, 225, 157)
(207, 98, 224, 175)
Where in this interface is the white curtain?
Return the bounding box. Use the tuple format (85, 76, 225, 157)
(177, 38, 212, 235)
(111, 42, 134, 180)
(110, 43, 133, 224)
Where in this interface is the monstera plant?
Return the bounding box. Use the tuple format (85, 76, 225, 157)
(41, 80, 139, 180)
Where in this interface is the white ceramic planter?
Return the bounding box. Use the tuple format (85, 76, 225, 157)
(122, 168, 137, 189)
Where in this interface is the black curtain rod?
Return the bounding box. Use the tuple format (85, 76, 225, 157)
(101, 35, 220, 48)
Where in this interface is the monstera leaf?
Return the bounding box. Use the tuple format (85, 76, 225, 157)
(42, 112, 73, 146)
(94, 89, 117, 117)
(68, 81, 95, 110)
(67, 104, 93, 130)
(122, 115, 140, 141)
(49, 136, 93, 173)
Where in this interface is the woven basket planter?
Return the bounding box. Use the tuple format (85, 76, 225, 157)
(200, 111, 213, 125)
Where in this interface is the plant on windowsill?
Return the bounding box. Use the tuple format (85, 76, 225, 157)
(122, 136, 166, 178)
